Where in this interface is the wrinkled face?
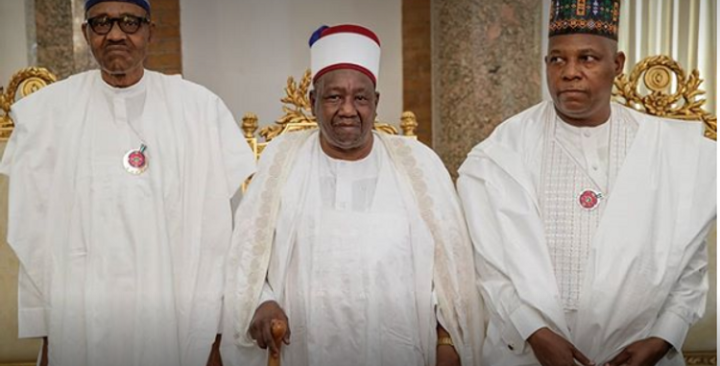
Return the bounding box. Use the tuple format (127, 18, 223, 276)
(310, 69, 379, 158)
(83, 1, 153, 83)
(545, 34, 625, 126)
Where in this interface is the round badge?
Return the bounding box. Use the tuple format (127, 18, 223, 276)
(123, 144, 148, 175)
(578, 189, 602, 210)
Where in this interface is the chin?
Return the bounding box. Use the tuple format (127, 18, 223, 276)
(102, 62, 129, 72)
(104, 63, 143, 76)
(334, 141, 362, 150)
(557, 102, 592, 116)
(559, 111, 592, 122)
(103, 69, 130, 76)
(332, 133, 361, 145)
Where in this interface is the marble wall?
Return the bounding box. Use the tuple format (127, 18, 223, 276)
(33, 0, 75, 78)
(32, 0, 93, 79)
(431, 0, 543, 177)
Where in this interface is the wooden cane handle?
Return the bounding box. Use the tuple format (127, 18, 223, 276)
(267, 319, 287, 366)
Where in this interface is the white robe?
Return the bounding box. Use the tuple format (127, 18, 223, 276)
(221, 130, 484, 366)
(0, 70, 256, 366)
(458, 101, 716, 366)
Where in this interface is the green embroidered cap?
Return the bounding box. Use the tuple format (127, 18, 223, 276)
(549, 0, 621, 41)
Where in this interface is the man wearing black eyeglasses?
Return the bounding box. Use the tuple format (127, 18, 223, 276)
(83, 2, 152, 88)
(0, 1, 256, 366)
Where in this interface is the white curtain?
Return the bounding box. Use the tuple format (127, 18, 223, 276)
(541, 0, 717, 115)
(618, 0, 716, 114)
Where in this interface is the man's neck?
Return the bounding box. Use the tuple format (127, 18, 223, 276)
(319, 135, 374, 161)
(101, 68, 144, 88)
(555, 105, 611, 128)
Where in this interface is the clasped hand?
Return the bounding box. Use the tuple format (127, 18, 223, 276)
(528, 328, 671, 366)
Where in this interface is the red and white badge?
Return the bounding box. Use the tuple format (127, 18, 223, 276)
(123, 144, 148, 175)
(578, 189, 603, 210)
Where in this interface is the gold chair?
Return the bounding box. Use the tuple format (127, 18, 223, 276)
(613, 54, 717, 140)
(614, 55, 717, 366)
(241, 69, 419, 161)
(0, 67, 56, 366)
(0, 67, 57, 142)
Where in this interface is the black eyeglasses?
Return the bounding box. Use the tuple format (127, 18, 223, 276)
(85, 15, 150, 35)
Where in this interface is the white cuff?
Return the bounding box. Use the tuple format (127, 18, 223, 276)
(649, 311, 690, 356)
(508, 303, 547, 341)
(18, 307, 47, 338)
(259, 281, 276, 304)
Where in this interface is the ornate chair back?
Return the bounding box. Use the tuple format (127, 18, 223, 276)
(613, 55, 716, 140)
(0, 67, 57, 141)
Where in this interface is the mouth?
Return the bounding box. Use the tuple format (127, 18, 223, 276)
(105, 45, 130, 53)
(559, 89, 586, 95)
(333, 125, 360, 135)
(331, 120, 361, 129)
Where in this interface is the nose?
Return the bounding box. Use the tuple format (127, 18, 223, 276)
(338, 97, 358, 117)
(106, 21, 127, 41)
(561, 59, 582, 80)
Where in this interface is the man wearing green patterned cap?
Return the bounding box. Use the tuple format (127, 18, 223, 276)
(458, 0, 716, 365)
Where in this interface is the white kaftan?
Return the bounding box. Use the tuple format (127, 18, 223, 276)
(458, 101, 716, 366)
(221, 131, 484, 366)
(1, 70, 256, 366)
(283, 138, 422, 365)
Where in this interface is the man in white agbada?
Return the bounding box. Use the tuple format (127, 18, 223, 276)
(458, 0, 716, 365)
(0, 0, 256, 365)
(220, 24, 483, 366)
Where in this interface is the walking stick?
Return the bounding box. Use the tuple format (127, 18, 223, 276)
(267, 319, 287, 366)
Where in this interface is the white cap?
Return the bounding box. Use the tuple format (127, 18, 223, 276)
(309, 24, 381, 85)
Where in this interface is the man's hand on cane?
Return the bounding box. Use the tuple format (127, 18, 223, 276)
(249, 301, 291, 358)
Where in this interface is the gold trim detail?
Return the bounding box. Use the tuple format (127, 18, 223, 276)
(613, 55, 716, 140)
(0, 67, 57, 141)
(259, 70, 316, 142)
(684, 351, 717, 366)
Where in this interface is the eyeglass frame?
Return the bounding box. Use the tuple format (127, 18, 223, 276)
(84, 14, 151, 35)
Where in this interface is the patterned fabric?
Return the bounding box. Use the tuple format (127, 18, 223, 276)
(549, 0, 620, 40)
(539, 114, 636, 311)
